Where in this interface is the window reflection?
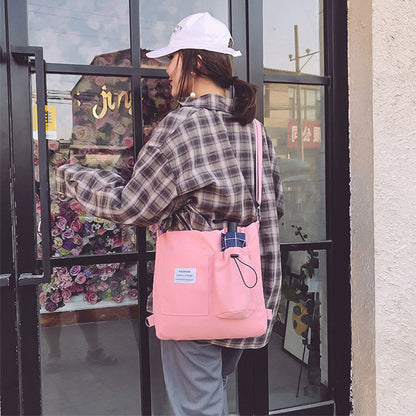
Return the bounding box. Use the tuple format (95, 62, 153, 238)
(28, 0, 130, 65)
(33, 69, 137, 258)
(263, 0, 324, 76)
(264, 83, 325, 243)
(269, 250, 329, 409)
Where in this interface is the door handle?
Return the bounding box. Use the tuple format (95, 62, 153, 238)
(0, 274, 11, 287)
(11, 46, 51, 285)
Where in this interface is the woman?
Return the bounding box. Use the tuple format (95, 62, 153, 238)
(57, 12, 283, 416)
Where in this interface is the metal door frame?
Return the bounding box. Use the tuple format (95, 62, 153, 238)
(1, 0, 20, 414)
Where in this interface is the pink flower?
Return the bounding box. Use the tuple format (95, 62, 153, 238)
(62, 289, 72, 302)
(72, 234, 83, 245)
(123, 137, 133, 148)
(62, 228, 75, 239)
(97, 282, 109, 292)
(69, 265, 81, 276)
(50, 291, 63, 304)
(128, 288, 138, 300)
(54, 272, 73, 289)
(75, 273, 87, 284)
(102, 265, 115, 277)
(71, 247, 82, 256)
(51, 226, 61, 237)
(55, 217, 67, 230)
(70, 217, 83, 232)
(112, 294, 124, 303)
(70, 201, 86, 215)
(85, 290, 98, 304)
(39, 292, 47, 305)
(55, 267, 68, 276)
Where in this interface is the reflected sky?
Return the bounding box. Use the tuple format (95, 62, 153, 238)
(28, 0, 130, 64)
(263, 0, 323, 74)
(28, 0, 228, 90)
(28, 1, 322, 85)
(28, 0, 228, 65)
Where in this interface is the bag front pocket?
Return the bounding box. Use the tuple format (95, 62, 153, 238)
(211, 247, 260, 319)
(156, 253, 210, 317)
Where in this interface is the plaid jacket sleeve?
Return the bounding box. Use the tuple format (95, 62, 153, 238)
(56, 142, 178, 226)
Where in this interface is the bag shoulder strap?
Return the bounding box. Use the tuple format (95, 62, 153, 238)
(253, 119, 263, 209)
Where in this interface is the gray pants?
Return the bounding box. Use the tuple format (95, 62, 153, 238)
(161, 340, 243, 416)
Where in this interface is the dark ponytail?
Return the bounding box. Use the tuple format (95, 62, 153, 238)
(178, 49, 257, 125)
(229, 77, 257, 125)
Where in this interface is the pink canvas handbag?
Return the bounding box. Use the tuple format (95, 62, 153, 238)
(146, 119, 272, 340)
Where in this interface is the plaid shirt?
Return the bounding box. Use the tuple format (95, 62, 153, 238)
(56, 94, 284, 349)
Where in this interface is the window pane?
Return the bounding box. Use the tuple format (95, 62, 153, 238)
(40, 262, 141, 415)
(264, 83, 326, 243)
(33, 73, 136, 258)
(28, 0, 130, 65)
(269, 249, 329, 410)
(141, 1, 229, 68)
(263, 0, 324, 76)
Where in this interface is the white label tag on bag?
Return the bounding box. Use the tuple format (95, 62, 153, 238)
(174, 268, 196, 284)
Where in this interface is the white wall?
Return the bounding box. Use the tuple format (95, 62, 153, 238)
(349, 0, 416, 415)
(349, 0, 376, 413)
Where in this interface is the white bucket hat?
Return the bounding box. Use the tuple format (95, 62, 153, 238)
(146, 12, 242, 62)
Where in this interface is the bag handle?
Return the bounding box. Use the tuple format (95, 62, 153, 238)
(253, 119, 263, 213)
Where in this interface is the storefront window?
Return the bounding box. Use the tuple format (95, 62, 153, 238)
(269, 249, 329, 410)
(32, 72, 137, 259)
(263, 0, 324, 76)
(27, 0, 130, 65)
(140, 0, 229, 68)
(264, 83, 326, 243)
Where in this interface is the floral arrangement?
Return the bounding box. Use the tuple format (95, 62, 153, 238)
(49, 199, 136, 257)
(39, 263, 138, 312)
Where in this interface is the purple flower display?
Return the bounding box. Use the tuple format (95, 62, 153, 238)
(39, 263, 138, 311)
